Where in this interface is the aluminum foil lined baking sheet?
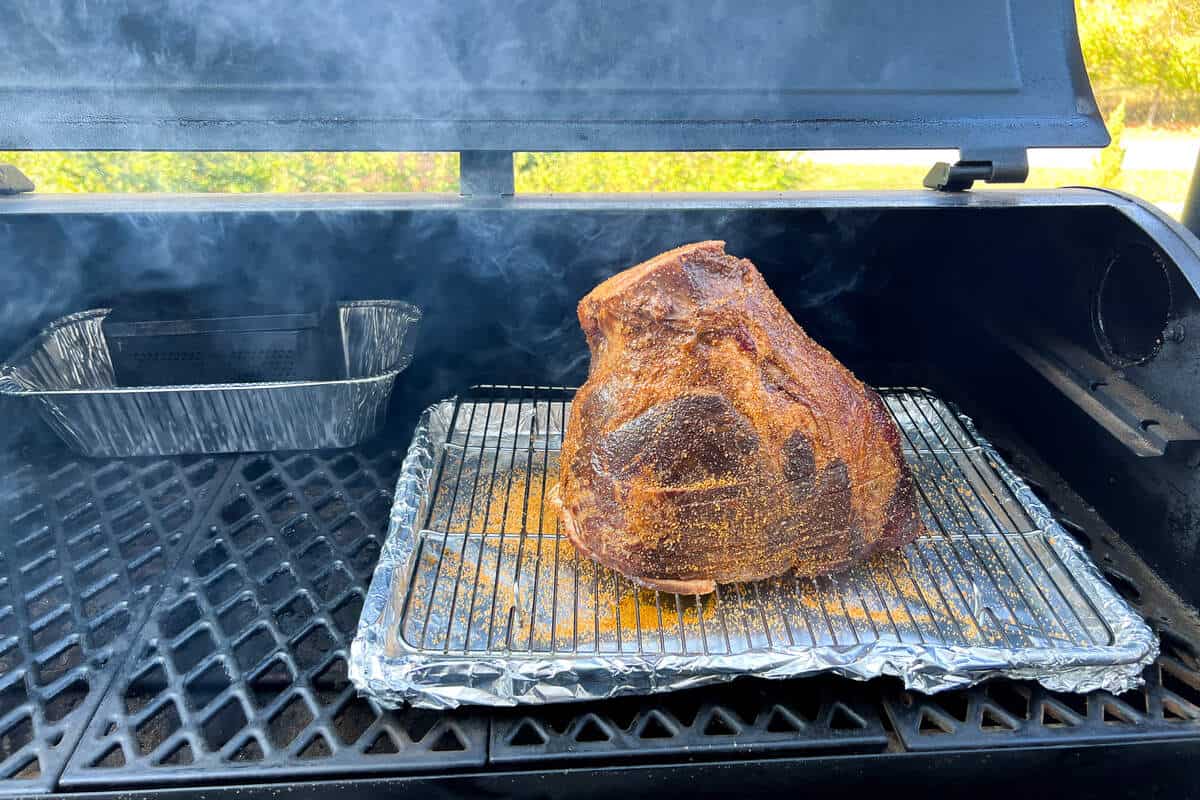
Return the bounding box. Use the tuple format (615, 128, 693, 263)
(350, 386, 1158, 709)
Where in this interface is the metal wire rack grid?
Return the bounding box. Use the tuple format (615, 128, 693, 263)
(396, 387, 1116, 659)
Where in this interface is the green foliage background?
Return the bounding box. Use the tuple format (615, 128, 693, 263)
(1076, 0, 1200, 125)
(4, 151, 458, 194)
(0, 1, 1195, 202)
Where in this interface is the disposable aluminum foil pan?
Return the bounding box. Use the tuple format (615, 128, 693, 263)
(350, 386, 1158, 709)
(0, 300, 421, 457)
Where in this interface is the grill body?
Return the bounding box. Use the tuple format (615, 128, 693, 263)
(0, 189, 1198, 797)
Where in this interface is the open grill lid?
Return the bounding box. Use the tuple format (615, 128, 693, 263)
(0, 0, 1106, 154)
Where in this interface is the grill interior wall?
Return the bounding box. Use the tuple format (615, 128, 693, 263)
(1, 206, 954, 407)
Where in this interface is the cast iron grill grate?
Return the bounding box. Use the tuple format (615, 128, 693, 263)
(60, 443, 487, 789)
(0, 434, 228, 796)
(883, 632, 1200, 748)
(490, 676, 888, 763)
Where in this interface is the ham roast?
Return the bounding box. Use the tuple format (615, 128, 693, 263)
(549, 241, 922, 594)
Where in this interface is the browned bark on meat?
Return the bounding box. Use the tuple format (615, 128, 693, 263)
(549, 241, 922, 594)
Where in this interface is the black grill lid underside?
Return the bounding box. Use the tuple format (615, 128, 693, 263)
(0, 0, 1107, 152)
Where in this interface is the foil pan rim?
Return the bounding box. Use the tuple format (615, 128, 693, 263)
(1, 300, 421, 456)
(351, 645, 1154, 711)
(1, 300, 422, 397)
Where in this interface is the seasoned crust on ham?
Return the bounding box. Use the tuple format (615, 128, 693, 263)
(552, 241, 922, 594)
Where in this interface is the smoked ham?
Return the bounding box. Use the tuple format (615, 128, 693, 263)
(549, 241, 922, 594)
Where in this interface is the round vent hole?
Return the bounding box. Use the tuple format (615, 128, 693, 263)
(1093, 243, 1172, 367)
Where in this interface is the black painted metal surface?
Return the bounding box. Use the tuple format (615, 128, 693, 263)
(60, 443, 488, 789)
(0, 431, 231, 795)
(11, 743, 1200, 800)
(490, 677, 887, 764)
(0, 0, 1106, 152)
(1185, 150, 1200, 239)
(0, 195, 1196, 794)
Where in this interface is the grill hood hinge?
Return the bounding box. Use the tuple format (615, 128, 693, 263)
(924, 149, 1029, 192)
(0, 164, 34, 195)
(459, 151, 514, 200)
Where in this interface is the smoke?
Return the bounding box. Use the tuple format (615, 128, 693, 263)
(790, 212, 880, 310)
(0, 1, 920, 435)
(2, 0, 1008, 152)
(0, 202, 900, 427)
(0, 216, 97, 349)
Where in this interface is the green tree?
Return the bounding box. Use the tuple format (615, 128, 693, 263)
(515, 152, 814, 193)
(1077, 0, 1200, 123)
(0, 151, 458, 193)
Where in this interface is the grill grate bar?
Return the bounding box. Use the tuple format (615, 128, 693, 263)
(62, 443, 489, 789)
(397, 388, 1115, 660)
(486, 397, 528, 652)
(875, 447, 996, 646)
(524, 392, 559, 653)
(455, 394, 512, 653)
(414, 397, 468, 650)
(444, 394, 501, 652)
(915, 392, 1109, 646)
(0, 435, 233, 796)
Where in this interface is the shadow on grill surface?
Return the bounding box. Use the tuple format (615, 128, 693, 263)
(0, 429, 231, 796)
(60, 443, 487, 789)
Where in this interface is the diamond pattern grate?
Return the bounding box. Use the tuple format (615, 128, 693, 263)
(884, 641, 1200, 749)
(491, 677, 888, 763)
(0, 434, 229, 795)
(61, 443, 487, 789)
